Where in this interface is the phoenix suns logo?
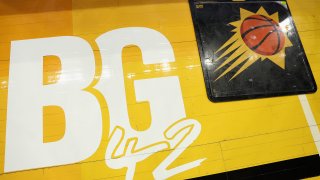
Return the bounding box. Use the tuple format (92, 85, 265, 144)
(191, 1, 316, 101)
(214, 7, 293, 80)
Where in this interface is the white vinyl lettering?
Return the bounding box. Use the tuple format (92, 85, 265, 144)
(5, 37, 102, 172)
(96, 27, 205, 179)
(5, 28, 205, 177)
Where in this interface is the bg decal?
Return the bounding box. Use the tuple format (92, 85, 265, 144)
(5, 27, 206, 180)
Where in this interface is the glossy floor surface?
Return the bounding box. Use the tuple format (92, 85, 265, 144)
(0, 0, 319, 179)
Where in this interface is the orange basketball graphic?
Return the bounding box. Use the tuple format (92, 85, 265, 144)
(240, 14, 285, 56)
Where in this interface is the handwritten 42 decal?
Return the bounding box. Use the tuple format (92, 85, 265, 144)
(190, 0, 316, 102)
(5, 27, 205, 179)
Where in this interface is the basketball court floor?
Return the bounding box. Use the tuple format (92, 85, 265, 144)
(0, 0, 319, 179)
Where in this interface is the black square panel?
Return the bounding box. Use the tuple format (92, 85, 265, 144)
(189, 0, 317, 102)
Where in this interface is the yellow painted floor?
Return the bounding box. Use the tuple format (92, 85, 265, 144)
(0, 0, 319, 179)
